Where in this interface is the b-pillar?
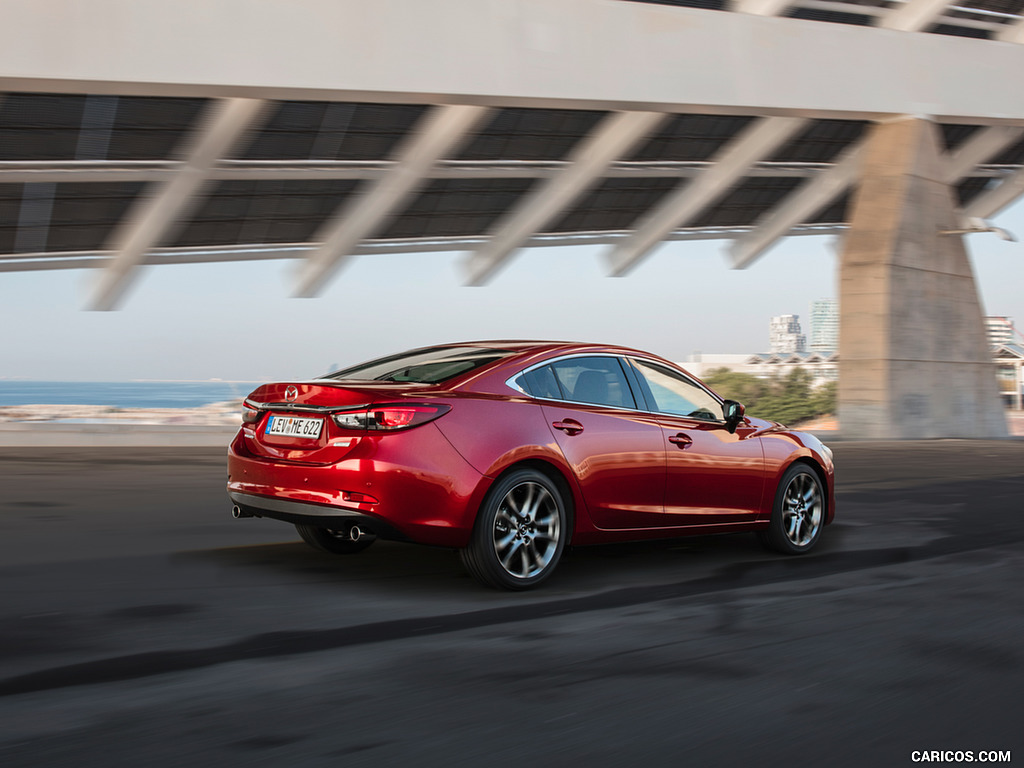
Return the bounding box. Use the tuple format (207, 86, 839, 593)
(838, 117, 1007, 439)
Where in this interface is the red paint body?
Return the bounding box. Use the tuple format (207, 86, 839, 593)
(227, 342, 835, 549)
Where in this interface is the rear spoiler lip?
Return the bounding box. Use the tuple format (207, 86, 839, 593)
(243, 398, 371, 414)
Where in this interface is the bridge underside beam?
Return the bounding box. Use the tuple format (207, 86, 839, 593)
(294, 104, 490, 297)
(465, 110, 666, 286)
(89, 97, 268, 311)
(838, 117, 1007, 439)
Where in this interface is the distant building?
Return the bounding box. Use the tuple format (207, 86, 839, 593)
(747, 352, 839, 387)
(685, 353, 752, 381)
(810, 299, 839, 353)
(986, 316, 1016, 347)
(994, 344, 1024, 410)
(684, 351, 836, 389)
(769, 314, 806, 354)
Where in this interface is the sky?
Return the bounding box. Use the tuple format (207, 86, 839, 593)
(1, 198, 1022, 382)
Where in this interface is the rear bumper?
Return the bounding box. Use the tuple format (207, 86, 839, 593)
(227, 490, 409, 541)
(226, 423, 487, 547)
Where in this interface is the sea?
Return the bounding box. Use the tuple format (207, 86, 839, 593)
(0, 381, 262, 409)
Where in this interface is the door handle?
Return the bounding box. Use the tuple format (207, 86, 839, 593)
(552, 419, 584, 436)
(668, 433, 692, 447)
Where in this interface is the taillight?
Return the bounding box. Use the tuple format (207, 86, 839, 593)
(332, 403, 451, 431)
(241, 402, 261, 424)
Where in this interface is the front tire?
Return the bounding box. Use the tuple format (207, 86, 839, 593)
(460, 468, 567, 590)
(758, 463, 825, 555)
(295, 524, 375, 555)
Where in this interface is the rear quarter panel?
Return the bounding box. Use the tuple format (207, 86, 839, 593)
(431, 395, 595, 537)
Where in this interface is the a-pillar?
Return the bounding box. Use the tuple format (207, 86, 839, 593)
(838, 117, 1007, 439)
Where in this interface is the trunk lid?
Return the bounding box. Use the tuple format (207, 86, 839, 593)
(248, 380, 431, 409)
(241, 380, 434, 465)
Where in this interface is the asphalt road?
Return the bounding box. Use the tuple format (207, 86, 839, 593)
(1, 440, 1022, 767)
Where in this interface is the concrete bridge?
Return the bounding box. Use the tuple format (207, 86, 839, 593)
(2, 0, 1023, 437)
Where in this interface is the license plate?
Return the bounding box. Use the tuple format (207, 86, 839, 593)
(266, 415, 323, 439)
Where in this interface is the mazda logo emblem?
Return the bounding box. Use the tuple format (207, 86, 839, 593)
(284, 385, 299, 402)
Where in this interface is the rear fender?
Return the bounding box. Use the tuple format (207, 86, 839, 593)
(450, 443, 594, 542)
(468, 455, 589, 545)
(431, 397, 596, 537)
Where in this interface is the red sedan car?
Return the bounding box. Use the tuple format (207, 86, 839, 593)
(227, 341, 835, 590)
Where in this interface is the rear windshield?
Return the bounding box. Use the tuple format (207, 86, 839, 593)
(323, 346, 513, 384)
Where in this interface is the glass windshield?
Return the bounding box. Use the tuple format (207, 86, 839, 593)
(323, 346, 513, 384)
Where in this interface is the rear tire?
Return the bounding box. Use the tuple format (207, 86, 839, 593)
(460, 468, 567, 590)
(295, 524, 375, 554)
(758, 463, 824, 555)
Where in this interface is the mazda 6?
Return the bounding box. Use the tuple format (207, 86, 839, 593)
(227, 341, 835, 589)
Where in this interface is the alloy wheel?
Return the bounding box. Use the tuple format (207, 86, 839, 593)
(781, 472, 822, 548)
(491, 481, 561, 580)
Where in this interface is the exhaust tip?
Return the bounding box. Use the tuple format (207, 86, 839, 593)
(349, 525, 362, 542)
(232, 505, 254, 519)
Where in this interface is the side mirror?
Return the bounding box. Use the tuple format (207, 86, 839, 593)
(722, 400, 745, 434)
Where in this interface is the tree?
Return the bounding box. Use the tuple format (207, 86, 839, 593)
(702, 367, 771, 406)
(755, 368, 814, 425)
(702, 367, 835, 426)
(809, 380, 837, 418)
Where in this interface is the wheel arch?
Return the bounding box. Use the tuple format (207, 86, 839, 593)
(784, 456, 832, 525)
(483, 458, 578, 546)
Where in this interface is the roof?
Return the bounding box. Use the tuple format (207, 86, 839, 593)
(747, 352, 839, 363)
(994, 343, 1024, 358)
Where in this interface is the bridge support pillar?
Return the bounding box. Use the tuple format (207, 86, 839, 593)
(838, 117, 1007, 439)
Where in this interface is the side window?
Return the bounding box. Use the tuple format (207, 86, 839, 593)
(517, 365, 563, 400)
(632, 360, 721, 420)
(549, 357, 636, 409)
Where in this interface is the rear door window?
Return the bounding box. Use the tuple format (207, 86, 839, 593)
(516, 365, 563, 400)
(549, 357, 636, 409)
